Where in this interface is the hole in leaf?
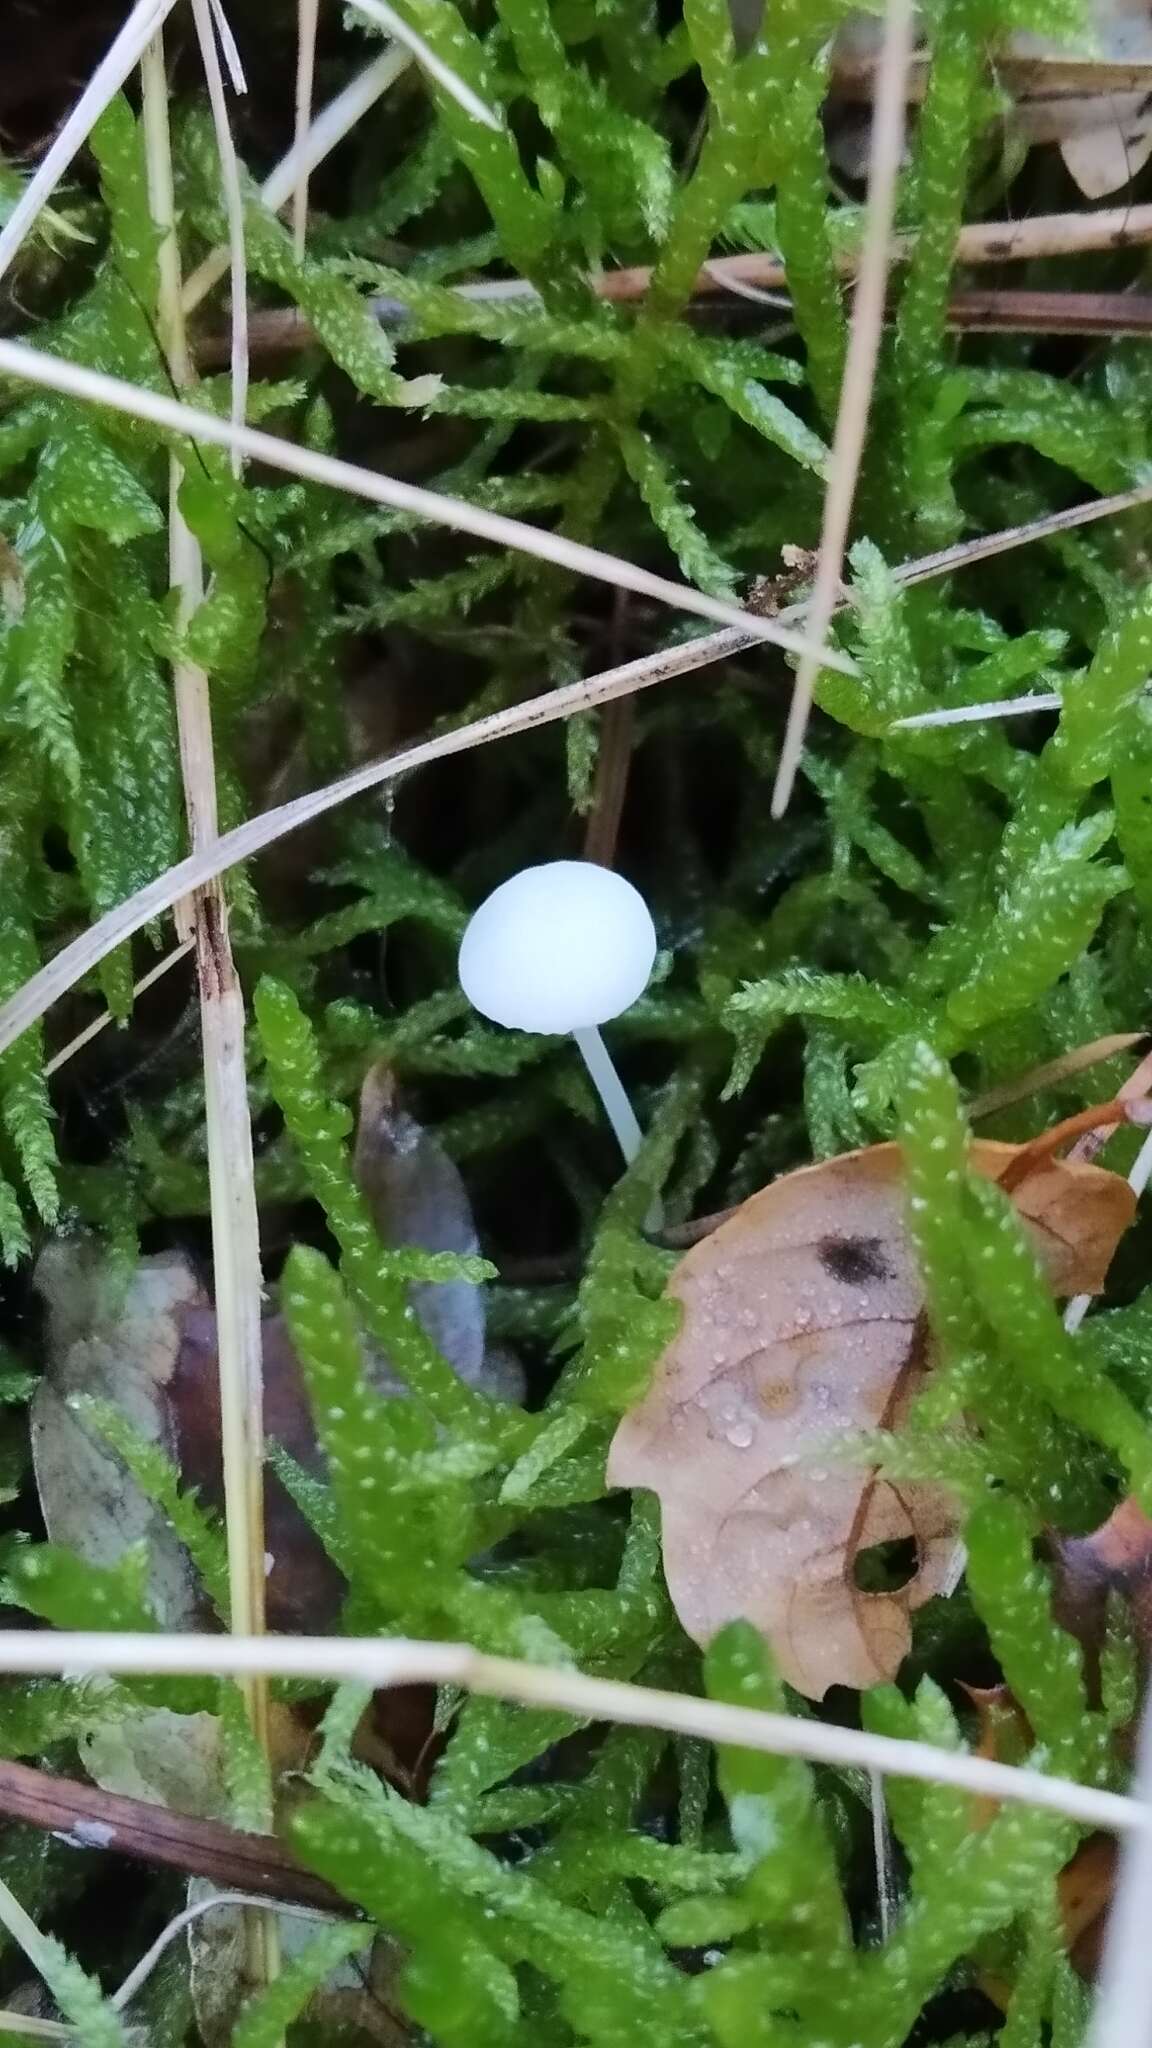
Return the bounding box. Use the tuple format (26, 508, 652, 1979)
(853, 1536, 919, 1593)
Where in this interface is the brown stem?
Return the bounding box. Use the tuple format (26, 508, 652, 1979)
(0, 1755, 346, 1913)
(946, 290, 1152, 337)
(999, 1098, 1152, 1192)
(830, 49, 1152, 100)
(658, 1205, 739, 1248)
(968, 1032, 1150, 1121)
(581, 698, 635, 865)
(588, 203, 1152, 302)
(1067, 1047, 1152, 1165)
(204, 279, 1152, 370)
(583, 591, 635, 867)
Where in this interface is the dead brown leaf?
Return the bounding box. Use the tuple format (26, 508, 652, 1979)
(607, 1140, 1134, 1699)
(1062, 1835, 1118, 1979)
(170, 1303, 346, 1636)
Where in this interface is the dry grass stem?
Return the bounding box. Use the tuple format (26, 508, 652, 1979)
(292, 0, 321, 258)
(771, 0, 917, 816)
(207, 0, 248, 93)
(0, 0, 179, 284)
(870, 1770, 895, 1940)
(891, 691, 1063, 728)
(112, 1893, 340, 2015)
(1087, 1684, 1152, 2047)
(0, 339, 857, 672)
(141, 30, 215, 936)
(1, 446, 1149, 1065)
(140, 34, 191, 384)
(42, 939, 194, 1078)
(898, 475, 1152, 583)
(183, 42, 412, 309)
(0, 2017, 72, 2042)
(140, 30, 274, 1962)
(190, 0, 249, 472)
(346, 0, 501, 125)
(624, 199, 1152, 301)
(0, 1630, 1142, 1839)
(967, 1032, 1149, 1120)
(0, 630, 757, 1059)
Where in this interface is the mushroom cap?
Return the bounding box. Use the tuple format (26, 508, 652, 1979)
(458, 861, 657, 1033)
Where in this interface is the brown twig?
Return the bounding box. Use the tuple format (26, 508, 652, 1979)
(947, 290, 1152, 336)
(0, 1755, 346, 1914)
(583, 592, 635, 866)
(967, 1033, 1150, 1121)
(1013, 89, 1152, 145)
(679, 202, 1152, 294)
(216, 291, 1152, 368)
(771, 0, 917, 815)
(830, 48, 1152, 100)
(658, 1205, 739, 1248)
(597, 201, 1152, 304)
(1067, 1046, 1152, 1165)
(997, 1098, 1152, 1193)
(199, 201, 1152, 366)
(581, 698, 636, 865)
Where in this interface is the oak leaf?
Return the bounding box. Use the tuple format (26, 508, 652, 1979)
(607, 1141, 1133, 1699)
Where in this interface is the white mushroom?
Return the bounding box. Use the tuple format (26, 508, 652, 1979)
(458, 860, 657, 1163)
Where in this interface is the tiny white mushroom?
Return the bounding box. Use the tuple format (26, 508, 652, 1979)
(458, 860, 657, 1164)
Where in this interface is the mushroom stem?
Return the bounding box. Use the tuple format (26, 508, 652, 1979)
(573, 1025, 643, 1164)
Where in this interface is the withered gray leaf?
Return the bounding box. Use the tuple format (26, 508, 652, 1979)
(32, 1240, 207, 1629)
(355, 1059, 522, 1402)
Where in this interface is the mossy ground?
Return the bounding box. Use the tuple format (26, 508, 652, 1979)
(0, 0, 1150, 2039)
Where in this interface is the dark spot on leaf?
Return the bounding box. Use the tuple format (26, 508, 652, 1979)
(816, 1235, 892, 1287)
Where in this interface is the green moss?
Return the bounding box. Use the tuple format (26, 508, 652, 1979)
(1, 0, 1148, 2035)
